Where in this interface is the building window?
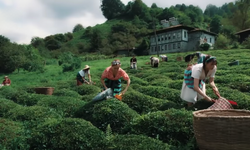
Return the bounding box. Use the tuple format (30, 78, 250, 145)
(178, 43, 181, 49)
(184, 31, 187, 38)
(210, 38, 212, 43)
(173, 33, 176, 39)
(165, 35, 168, 41)
(178, 32, 181, 38)
(155, 46, 157, 52)
(168, 44, 171, 50)
(158, 37, 160, 42)
(161, 36, 164, 41)
(165, 45, 167, 51)
(173, 43, 176, 49)
(158, 46, 160, 51)
(168, 34, 171, 40)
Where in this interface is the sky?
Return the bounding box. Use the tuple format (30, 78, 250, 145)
(0, 0, 234, 44)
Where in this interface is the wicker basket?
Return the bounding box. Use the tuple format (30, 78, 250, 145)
(35, 87, 54, 95)
(193, 109, 250, 150)
(176, 56, 183, 61)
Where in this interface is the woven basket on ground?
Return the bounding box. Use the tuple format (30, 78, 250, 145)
(35, 87, 54, 95)
(193, 109, 250, 150)
(176, 56, 183, 61)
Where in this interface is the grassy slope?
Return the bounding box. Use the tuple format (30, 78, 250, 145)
(2, 49, 250, 103)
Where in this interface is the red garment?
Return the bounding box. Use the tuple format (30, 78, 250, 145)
(101, 66, 129, 81)
(2, 79, 11, 85)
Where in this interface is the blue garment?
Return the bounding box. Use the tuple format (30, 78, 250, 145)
(197, 53, 207, 64)
(184, 67, 205, 89)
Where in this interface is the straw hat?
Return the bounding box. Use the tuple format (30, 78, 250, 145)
(83, 65, 90, 70)
(4, 76, 8, 78)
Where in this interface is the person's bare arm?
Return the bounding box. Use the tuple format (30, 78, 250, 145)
(209, 77, 220, 97)
(88, 74, 92, 82)
(193, 78, 213, 102)
(101, 77, 107, 90)
(121, 78, 130, 95)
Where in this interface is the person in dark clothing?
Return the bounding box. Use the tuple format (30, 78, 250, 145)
(130, 56, 137, 69)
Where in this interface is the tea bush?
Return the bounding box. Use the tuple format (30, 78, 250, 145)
(53, 88, 81, 98)
(74, 84, 101, 95)
(132, 84, 181, 104)
(129, 76, 148, 86)
(37, 96, 85, 117)
(0, 118, 29, 150)
(4, 105, 61, 121)
(123, 109, 193, 147)
(0, 98, 19, 117)
(12, 92, 46, 106)
(122, 90, 172, 114)
(28, 118, 107, 150)
(75, 99, 140, 133)
(55, 80, 76, 89)
(0, 87, 45, 106)
(109, 134, 174, 150)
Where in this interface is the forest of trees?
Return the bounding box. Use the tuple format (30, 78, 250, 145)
(1, 0, 250, 73)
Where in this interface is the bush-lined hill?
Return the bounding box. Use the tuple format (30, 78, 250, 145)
(0, 49, 250, 149)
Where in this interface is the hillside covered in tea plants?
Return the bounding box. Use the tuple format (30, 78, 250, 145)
(0, 49, 250, 149)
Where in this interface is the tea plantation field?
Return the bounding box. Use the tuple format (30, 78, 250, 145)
(0, 49, 250, 149)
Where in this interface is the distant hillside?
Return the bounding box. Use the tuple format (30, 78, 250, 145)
(1, 0, 250, 74)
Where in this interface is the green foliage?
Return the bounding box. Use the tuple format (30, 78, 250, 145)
(100, 0, 125, 20)
(0, 99, 19, 117)
(109, 134, 174, 150)
(75, 99, 139, 133)
(58, 52, 81, 72)
(53, 88, 81, 97)
(4, 106, 61, 121)
(11, 92, 46, 106)
(200, 43, 210, 51)
(37, 96, 85, 117)
(74, 84, 101, 96)
(122, 90, 170, 114)
(214, 34, 230, 49)
(28, 118, 107, 150)
(64, 32, 73, 41)
(242, 37, 250, 49)
(0, 118, 29, 150)
(31, 37, 45, 48)
(72, 23, 84, 33)
(45, 38, 61, 50)
(123, 109, 193, 146)
(132, 84, 181, 104)
(210, 15, 222, 34)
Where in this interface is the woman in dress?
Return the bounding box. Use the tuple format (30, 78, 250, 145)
(180, 55, 220, 107)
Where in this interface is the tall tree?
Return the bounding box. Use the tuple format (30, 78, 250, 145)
(100, 0, 125, 20)
(111, 22, 137, 56)
(90, 29, 102, 52)
(231, 0, 250, 30)
(73, 24, 84, 33)
(210, 15, 222, 34)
